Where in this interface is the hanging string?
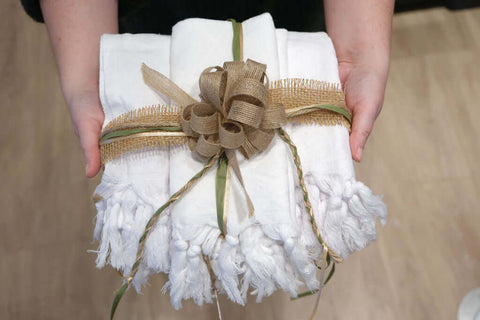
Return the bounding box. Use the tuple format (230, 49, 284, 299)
(308, 263, 327, 320)
(214, 289, 223, 320)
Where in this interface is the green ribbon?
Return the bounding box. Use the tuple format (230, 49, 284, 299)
(213, 18, 243, 236)
(215, 152, 228, 235)
(100, 126, 183, 142)
(290, 258, 336, 300)
(288, 104, 352, 124)
(228, 19, 242, 62)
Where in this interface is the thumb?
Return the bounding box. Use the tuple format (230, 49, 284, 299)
(78, 124, 102, 178)
(344, 67, 386, 162)
(349, 105, 377, 162)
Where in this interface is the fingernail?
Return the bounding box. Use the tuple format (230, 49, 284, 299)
(357, 147, 363, 161)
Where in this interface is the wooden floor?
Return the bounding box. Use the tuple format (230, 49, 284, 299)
(1, 3, 479, 319)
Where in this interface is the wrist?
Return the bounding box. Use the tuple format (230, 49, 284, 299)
(62, 77, 99, 109)
(337, 46, 390, 85)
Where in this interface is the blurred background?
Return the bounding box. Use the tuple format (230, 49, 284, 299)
(1, 1, 479, 319)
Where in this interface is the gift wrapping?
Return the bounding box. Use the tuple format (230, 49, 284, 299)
(92, 12, 387, 310)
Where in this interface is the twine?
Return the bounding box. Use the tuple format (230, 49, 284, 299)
(277, 128, 343, 264)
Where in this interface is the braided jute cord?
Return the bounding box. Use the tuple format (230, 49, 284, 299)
(277, 127, 343, 264)
(278, 127, 341, 320)
(110, 152, 220, 320)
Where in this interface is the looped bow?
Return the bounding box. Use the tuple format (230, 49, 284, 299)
(181, 59, 286, 158)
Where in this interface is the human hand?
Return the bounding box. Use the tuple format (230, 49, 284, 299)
(66, 89, 105, 178)
(338, 60, 388, 162)
(324, 0, 394, 162)
(40, 0, 117, 178)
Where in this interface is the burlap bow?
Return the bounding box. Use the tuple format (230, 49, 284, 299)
(142, 58, 288, 216)
(182, 59, 286, 158)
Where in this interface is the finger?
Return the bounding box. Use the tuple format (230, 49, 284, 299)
(349, 106, 377, 162)
(78, 125, 102, 178)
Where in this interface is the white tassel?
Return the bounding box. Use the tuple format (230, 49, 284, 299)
(239, 226, 300, 302)
(239, 226, 277, 301)
(93, 187, 162, 280)
(92, 152, 172, 292)
(283, 236, 319, 291)
(186, 243, 213, 306)
(132, 265, 154, 291)
(101, 197, 125, 269)
(299, 174, 388, 260)
(356, 181, 388, 227)
(121, 205, 154, 274)
(216, 235, 245, 304)
(167, 227, 218, 309)
(142, 212, 171, 274)
(166, 238, 189, 310)
(93, 161, 129, 269)
(269, 239, 302, 297)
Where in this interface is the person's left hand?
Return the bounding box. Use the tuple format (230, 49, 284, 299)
(338, 59, 389, 162)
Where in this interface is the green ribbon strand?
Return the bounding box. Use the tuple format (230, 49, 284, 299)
(228, 19, 241, 62)
(110, 283, 128, 320)
(215, 152, 228, 235)
(213, 18, 243, 234)
(286, 104, 352, 124)
(290, 262, 336, 301)
(100, 126, 183, 142)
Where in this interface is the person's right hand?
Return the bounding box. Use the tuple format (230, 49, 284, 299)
(67, 89, 105, 178)
(40, 0, 117, 178)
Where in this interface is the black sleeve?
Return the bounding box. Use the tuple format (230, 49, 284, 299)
(18, 0, 327, 34)
(20, 0, 44, 23)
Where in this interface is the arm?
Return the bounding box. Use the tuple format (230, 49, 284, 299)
(324, 0, 394, 162)
(40, 0, 118, 177)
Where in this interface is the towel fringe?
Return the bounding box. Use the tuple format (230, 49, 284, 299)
(92, 166, 386, 308)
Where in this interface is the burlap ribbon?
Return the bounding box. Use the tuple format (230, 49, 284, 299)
(142, 58, 287, 216)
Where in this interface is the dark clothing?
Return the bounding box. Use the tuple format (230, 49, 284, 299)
(21, 0, 326, 34)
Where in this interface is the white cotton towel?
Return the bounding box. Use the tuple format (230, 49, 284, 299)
(99, 34, 171, 125)
(278, 31, 388, 260)
(93, 34, 172, 289)
(166, 13, 307, 308)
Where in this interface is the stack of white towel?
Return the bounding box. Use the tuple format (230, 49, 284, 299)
(92, 13, 387, 309)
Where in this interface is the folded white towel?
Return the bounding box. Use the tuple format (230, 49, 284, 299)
(93, 34, 172, 289)
(92, 12, 387, 310)
(280, 30, 387, 260)
(166, 13, 305, 308)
